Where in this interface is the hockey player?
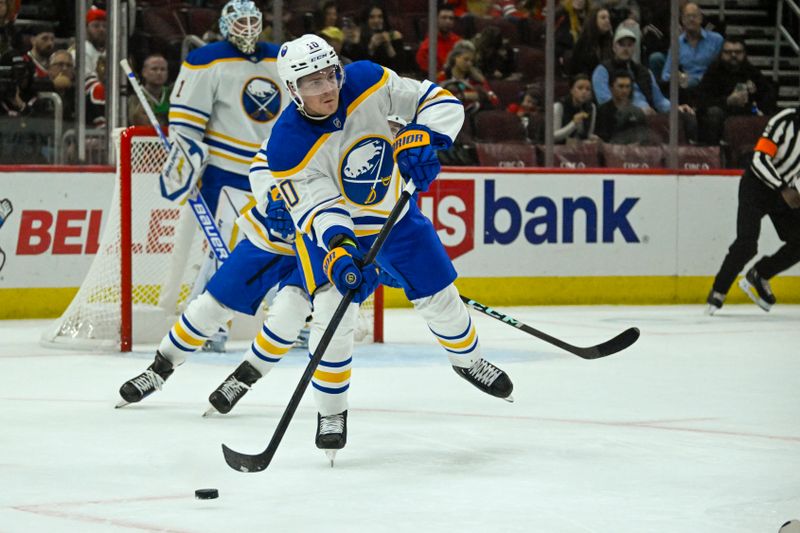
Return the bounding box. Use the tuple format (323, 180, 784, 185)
(166, 0, 288, 350)
(117, 180, 317, 415)
(269, 35, 514, 455)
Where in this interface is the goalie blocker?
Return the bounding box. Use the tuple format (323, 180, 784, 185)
(159, 132, 209, 203)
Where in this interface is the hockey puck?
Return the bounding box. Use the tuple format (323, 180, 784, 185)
(780, 520, 800, 533)
(194, 488, 219, 500)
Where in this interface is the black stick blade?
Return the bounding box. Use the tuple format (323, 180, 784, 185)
(221, 443, 271, 473)
(580, 327, 640, 359)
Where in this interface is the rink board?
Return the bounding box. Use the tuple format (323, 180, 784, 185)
(0, 166, 798, 317)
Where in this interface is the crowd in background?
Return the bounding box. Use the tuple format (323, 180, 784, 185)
(0, 0, 791, 167)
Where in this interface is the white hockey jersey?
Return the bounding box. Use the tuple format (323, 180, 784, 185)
(234, 139, 294, 257)
(262, 61, 464, 249)
(168, 40, 289, 176)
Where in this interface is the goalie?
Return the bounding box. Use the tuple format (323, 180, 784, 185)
(160, 0, 289, 350)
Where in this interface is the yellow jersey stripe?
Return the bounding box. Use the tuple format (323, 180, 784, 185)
(168, 111, 208, 125)
(181, 57, 275, 70)
(301, 198, 346, 235)
(295, 236, 317, 295)
(207, 129, 262, 149)
(347, 67, 390, 116)
(437, 326, 477, 350)
(272, 133, 331, 178)
(354, 228, 380, 236)
(175, 322, 205, 347)
(313, 368, 352, 383)
(209, 149, 251, 165)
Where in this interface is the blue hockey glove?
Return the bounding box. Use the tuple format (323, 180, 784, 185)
(323, 236, 380, 304)
(393, 124, 441, 192)
(265, 189, 294, 239)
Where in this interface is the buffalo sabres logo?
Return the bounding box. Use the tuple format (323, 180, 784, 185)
(339, 136, 394, 206)
(241, 77, 281, 122)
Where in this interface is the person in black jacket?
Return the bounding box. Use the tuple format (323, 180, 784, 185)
(696, 37, 776, 145)
(706, 108, 800, 314)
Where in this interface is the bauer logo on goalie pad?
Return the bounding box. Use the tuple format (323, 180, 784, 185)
(159, 134, 209, 203)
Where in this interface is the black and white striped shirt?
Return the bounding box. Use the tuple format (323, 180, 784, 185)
(751, 107, 800, 190)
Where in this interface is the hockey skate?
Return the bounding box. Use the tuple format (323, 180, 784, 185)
(705, 290, 726, 315)
(117, 352, 175, 407)
(738, 267, 776, 312)
(453, 358, 514, 402)
(204, 361, 262, 416)
(316, 411, 347, 467)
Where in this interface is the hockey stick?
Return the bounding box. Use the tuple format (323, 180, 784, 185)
(460, 296, 639, 359)
(120, 59, 230, 262)
(221, 181, 418, 473)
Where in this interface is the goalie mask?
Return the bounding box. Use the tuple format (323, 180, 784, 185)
(277, 34, 344, 117)
(219, 0, 262, 55)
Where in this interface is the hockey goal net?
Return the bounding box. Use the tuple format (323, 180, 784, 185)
(42, 126, 383, 351)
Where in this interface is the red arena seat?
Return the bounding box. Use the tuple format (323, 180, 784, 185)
(601, 143, 665, 169)
(475, 142, 538, 167)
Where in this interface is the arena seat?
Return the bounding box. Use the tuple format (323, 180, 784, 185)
(672, 145, 722, 170)
(550, 142, 601, 169)
(473, 110, 527, 142)
(722, 115, 770, 168)
(601, 143, 665, 169)
(475, 142, 538, 167)
(512, 45, 546, 81)
(488, 79, 525, 108)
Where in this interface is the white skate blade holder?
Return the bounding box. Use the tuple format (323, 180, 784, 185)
(325, 450, 337, 467)
(738, 278, 772, 312)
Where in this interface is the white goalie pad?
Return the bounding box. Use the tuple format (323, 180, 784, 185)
(159, 134, 209, 203)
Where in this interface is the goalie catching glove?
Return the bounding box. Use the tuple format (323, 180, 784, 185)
(159, 133, 209, 203)
(392, 123, 451, 192)
(323, 235, 379, 303)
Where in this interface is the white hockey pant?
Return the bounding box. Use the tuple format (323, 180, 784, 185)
(309, 284, 359, 416)
(244, 285, 311, 375)
(411, 284, 481, 368)
(158, 292, 234, 365)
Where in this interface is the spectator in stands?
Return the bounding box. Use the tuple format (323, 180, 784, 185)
(24, 24, 54, 79)
(0, 48, 35, 117)
(415, 4, 461, 75)
(568, 6, 613, 75)
(660, 3, 723, 99)
(316, 1, 339, 30)
(41, 49, 75, 122)
(319, 26, 351, 65)
(554, 73, 597, 143)
(593, 27, 695, 119)
(0, 0, 15, 57)
(128, 53, 170, 128)
(554, 0, 593, 75)
(473, 24, 515, 80)
(85, 53, 106, 128)
(696, 37, 776, 145)
(595, 69, 650, 144)
(70, 5, 106, 79)
(341, 4, 405, 71)
(0, 49, 47, 164)
(506, 86, 543, 142)
(438, 40, 499, 113)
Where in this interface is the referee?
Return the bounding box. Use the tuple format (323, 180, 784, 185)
(707, 107, 800, 314)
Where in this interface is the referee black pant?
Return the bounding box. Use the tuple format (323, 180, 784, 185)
(712, 170, 800, 295)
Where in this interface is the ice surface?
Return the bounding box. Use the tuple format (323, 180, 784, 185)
(0, 304, 798, 533)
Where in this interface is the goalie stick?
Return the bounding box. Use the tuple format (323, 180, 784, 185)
(120, 59, 229, 262)
(460, 296, 639, 359)
(221, 181, 418, 473)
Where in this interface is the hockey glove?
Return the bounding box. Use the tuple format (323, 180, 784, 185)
(323, 236, 379, 304)
(265, 188, 295, 239)
(393, 124, 441, 192)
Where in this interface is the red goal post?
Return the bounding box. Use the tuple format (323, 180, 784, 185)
(42, 126, 383, 351)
